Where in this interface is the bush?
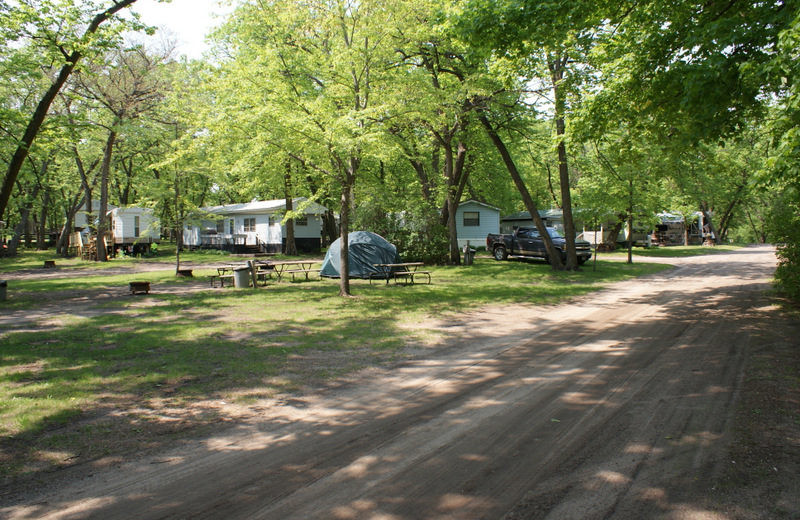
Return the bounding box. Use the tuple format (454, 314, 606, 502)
(389, 223, 449, 264)
(769, 186, 800, 301)
(352, 201, 449, 264)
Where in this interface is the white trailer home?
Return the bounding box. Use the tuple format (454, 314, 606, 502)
(75, 200, 117, 235)
(455, 200, 500, 249)
(109, 207, 160, 255)
(183, 198, 327, 254)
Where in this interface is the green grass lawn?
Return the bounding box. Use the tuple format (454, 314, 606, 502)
(0, 251, 672, 481)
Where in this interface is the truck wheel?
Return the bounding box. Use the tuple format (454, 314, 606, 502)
(493, 246, 508, 261)
(578, 256, 589, 265)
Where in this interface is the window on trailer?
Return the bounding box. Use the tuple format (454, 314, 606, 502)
(244, 218, 256, 232)
(463, 211, 480, 226)
(134, 216, 140, 237)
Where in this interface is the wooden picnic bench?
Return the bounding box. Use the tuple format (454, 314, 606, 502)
(271, 260, 319, 282)
(370, 262, 431, 285)
(209, 264, 241, 287)
(209, 274, 235, 287)
(253, 261, 275, 285)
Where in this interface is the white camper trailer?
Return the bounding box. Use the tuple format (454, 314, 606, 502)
(109, 207, 160, 255)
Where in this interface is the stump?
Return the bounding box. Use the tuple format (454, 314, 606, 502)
(177, 269, 193, 277)
(43, 260, 56, 268)
(129, 281, 151, 295)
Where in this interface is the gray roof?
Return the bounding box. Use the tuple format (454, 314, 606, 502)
(202, 197, 327, 216)
(459, 199, 500, 211)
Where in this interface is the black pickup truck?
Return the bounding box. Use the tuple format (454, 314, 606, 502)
(486, 227, 593, 264)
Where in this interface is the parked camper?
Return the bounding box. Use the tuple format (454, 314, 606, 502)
(109, 207, 160, 255)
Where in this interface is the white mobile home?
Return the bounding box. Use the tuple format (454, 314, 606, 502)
(75, 200, 118, 234)
(456, 200, 500, 249)
(183, 198, 327, 254)
(109, 207, 160, 254)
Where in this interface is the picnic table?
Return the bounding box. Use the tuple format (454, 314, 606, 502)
(370, 262, 431, 285)
(269, 260, 319, 282)
(209, 260, 319, 287)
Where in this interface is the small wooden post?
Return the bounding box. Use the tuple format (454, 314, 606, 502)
(248, 260, 258, 288)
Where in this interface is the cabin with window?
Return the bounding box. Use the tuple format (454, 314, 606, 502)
(182, 198, 327, 254)
(455, 200, 500, 249)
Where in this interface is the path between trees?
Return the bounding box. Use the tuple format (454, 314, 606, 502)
(3, 245, 797, 519)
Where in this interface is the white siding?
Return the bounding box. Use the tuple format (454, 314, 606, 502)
(456, 201, 500, 249)
(183, 225, 201, 246)
(283, 214, 322, 239)
(111, 208, 159, 242)
(268, 217, 282, 245)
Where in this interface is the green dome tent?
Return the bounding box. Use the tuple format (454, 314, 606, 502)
(320, 231, 401, 278)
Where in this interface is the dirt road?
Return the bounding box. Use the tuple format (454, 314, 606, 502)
(3, 246, 791, 519)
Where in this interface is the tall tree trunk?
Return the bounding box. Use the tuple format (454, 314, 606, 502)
(440, 142, 470, 233)
(478, 113, 564, 270)
(8, 211, 30, 257)
(443, 141, 460, 264)
(174, 173, 182, 274)
(57, 192, 84, 256)
(25, 215, 33, 249)
(37, 188, 50, 250)
(283, 164, 297, 255)
(626, 179, 634, 264)
(7, 184, 41, 256)
(549, 53, 578, 270)
(74, 147, 98, 216)
(338, 162, 357, 297)
(717, 185, 746, 243)
(602, 217, 625, 251)
(118, 157, 133, 205)
(409, 159, 434, 204)
(97, 129, 117, 262)
(745, 207, 767, 244)
(322, 210, 338, 247)
(0, 0, 139, 221)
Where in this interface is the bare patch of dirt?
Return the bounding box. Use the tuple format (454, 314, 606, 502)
(707, 299, 800, 519)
